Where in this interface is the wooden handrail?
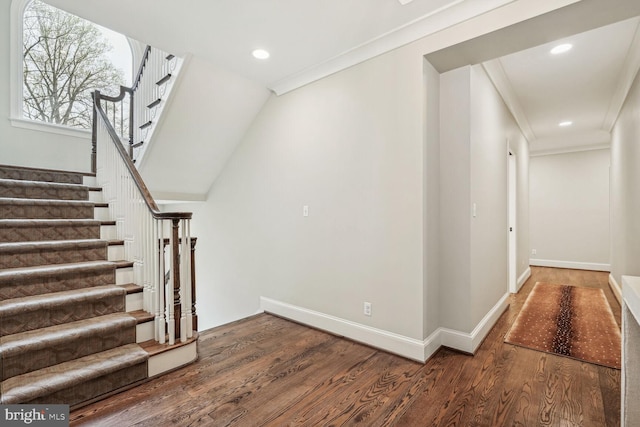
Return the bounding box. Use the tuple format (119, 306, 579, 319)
(93, 90, 192, 221)
(132, 45, 152, 91)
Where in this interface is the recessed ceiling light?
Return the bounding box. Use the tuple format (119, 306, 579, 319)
(558, 121, 573, 127)
(252, 49, 270, 60)
(550, 43, 573, 55)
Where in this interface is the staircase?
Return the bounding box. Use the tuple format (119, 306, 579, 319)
(0, 164, 153, 407)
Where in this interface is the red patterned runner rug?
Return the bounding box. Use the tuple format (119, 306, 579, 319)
(505, 282, 621, 369)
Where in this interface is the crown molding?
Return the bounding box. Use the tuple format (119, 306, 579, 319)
(482, 59, 536, 142)
(529, 142, 610, 157)
(602, 18, 640, 131)
(270, 0, 516, 95)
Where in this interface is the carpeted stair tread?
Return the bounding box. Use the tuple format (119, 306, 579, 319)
(0, 219, 113, 242)
(0, 313, 136, 356)
(0, 178, 90, 200)
(0, 239, 106, 252)
(0, 165, 88, 185)
(0, 343, 148, 405)
(0, 285, 125, 318)
(0, 198, 102, 219)
(0, 260, 116, 284)
(0, 239, 108, 269)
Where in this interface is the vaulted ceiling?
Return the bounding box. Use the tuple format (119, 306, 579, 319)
(42, 0, 640, 160)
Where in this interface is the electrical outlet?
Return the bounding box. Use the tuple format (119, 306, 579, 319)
(531, 249, 537, 255)
(363, 302, 372, 316)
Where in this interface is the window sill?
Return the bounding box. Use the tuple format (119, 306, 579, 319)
(10, 117, 91, 140)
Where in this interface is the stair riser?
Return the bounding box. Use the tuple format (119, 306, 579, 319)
(0, 168, 84, 185)
(89, 191, 103, 202)
(0, 295, 125, 337)
(2, 328, 136, 381)
(0, 184, 88, 201)
(28, 362, 148, 407)
(117, 267, 134, 285)
(0, 246, 108, 269)
(0, 224, 101, 242)
(0, 270, 115, 300)
(0, 203, 94, 219)
(109, 244, 124, 261)
(136, 320, 154, 343)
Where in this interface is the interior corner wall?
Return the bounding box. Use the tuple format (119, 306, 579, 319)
(439, 65, 472, 332)
(611, 69, 640, 285)
(468, 65, 510, 327)
(439, 64, 523, 333)
(170, 45, 426, 341)
(0, 1, 92, 173)
(530, 148, 610, 269)
(423, 59, 440, 337)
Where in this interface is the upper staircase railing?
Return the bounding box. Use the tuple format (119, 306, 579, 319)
(91, 46, 194, 346)
(93, 45, 182, 166)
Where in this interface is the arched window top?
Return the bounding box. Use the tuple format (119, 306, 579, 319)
(10, 0, 133, 136)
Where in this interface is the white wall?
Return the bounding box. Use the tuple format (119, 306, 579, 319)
(469, 65, 512, 327)
(530, 149, 610, 270)
(611, 69, 640, 286)
(439, 66, 472, 332)
(423, 59, 440, 337)
(438, 64, 527, 333)
(139, 56, 271, 200)
(172, 45, 426, 341)
(1, 1, 91, 172)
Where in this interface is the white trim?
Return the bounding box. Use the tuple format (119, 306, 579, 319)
(516, 267, 531, 292)
(262, 292, 509, 362)
(148, 341, 198, 377)
(439, 292, 510, 353)
(529, 143, 610, 157)
(483, 60, 535, 142)
(603, 20, 640, 132)
(623, 276, 640, 325)
(530, 258, 610, 272)
(260, 297, 426, 362)
(10, 0, 29, 123)
(269, 0, 516, 95)
(609, 273, 622, 306)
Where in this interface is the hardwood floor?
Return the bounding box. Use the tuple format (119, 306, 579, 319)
(70, 267, 620, 426)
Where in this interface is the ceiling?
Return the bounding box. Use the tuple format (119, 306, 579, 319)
(485, 16, 640, 155)
(41, 0, 515, 93)
(41, 0, 640, 156)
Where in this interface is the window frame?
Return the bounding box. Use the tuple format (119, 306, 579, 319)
(9, 0, 137, 138)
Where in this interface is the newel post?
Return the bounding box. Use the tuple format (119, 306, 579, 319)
(171, 219, 182, 339)
(191, 237, 197, 331)
(91, 91, 99, 174)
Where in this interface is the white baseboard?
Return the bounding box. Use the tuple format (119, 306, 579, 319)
(262, 292, 509, 362)
(438, 292, 509, 354)
(530, 258, 610, 272)
(609, 273, 622, 306)
(517, 267, 531, 292)
(260, 297, 426, 362)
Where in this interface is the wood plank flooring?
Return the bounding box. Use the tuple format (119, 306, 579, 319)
(70, 267, 620, 426)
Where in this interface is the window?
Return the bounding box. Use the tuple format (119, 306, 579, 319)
(11, 0, 132, 135)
